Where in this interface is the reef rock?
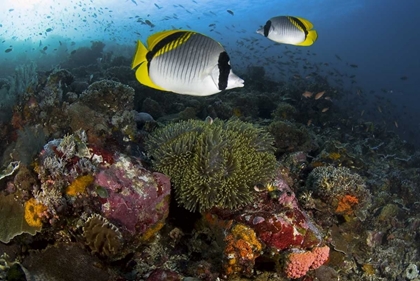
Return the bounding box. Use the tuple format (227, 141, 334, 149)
(95, 153, 171, 240)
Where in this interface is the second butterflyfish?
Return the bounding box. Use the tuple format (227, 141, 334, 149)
(131, 30, 244, 96)
(257, 16, 318, 46)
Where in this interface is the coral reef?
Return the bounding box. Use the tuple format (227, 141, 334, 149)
(268, 120, 314, 155)
(306, 166, 371, 221)
(0, 194, 41, 243)
(94, 153, 171, 239)
(24, 198, 47, 227)
(83, 214, 123, 258)
(284, 246, 330, 279)
(223, 223, 262, 277)
(146, 118, 277, 212)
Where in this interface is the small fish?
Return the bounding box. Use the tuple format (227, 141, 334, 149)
(46, 28, 53, 32)
(400, 76, 408, 80)
(131, 0, 137, 5)
(154, 3, 162, 9)
(394, 121, 398, 128)
(257, 16, 317, 46)
(321, 107, 329, 113)
(335, 54, 342, 61)
(205, 116, 214, 124)
(314, 91, 325, 100)
(302, 91, 313, 98)
(4, 48, 12, 53)
(324, 96, 332, 101)
(71, 50, 77, 55)
(145, 19, 155, 27)
(349, 64, 358, 68)
(227, 10, 234, 15)
(361, 110, 365, 116)
(307, 119, 312, 126)
(377, 106, 382, 113)
(43, 46, 48, 51)
(131, 30, 244, 96)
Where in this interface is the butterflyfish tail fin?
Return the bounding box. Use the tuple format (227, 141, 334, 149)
(131, 40, 148, 69)
(297, 30, 318, 46)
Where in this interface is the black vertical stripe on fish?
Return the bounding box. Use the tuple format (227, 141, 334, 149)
(218, 52, 230, 90)
(263, 20, 271, 37)
(288, 16, 308, 36)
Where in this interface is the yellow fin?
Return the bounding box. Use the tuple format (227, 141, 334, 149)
(295, 30, 318, 46)
(134, 63, 167, 92)
(296, 30, 318, 46)
(131, 40, 148, 69)
(294, 17, 314, 30)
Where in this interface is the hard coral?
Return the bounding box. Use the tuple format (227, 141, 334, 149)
(284, 246, 330, 279)
(306, 166, 371, 220)
(83, 214, 122, 258)
(24, 198, 47, 227)
(146, 118, 277, 212)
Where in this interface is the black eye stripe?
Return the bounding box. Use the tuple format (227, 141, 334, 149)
(263, 20, 271, 37)
(218, 51, 230, 90)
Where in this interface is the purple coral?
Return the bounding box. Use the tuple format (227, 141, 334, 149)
(94, 153, 171, 236)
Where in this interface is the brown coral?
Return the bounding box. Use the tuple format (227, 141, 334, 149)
(83, 214, 122, 258)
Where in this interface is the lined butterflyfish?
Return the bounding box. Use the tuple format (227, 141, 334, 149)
(257, 16, 318, 46)
(131, 30, 244, 96)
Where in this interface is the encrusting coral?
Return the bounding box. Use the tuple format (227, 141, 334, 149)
(24, 198, 47, 228)
(146, 118, 277, 212)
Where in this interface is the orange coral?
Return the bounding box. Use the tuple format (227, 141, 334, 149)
(24, 198, 47, 227)
(223, 223, 262, 277)
(66, 174, 94, 196)
(335, 194, 359, 215)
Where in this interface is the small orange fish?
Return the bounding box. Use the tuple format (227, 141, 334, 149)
(321, 107, 329, 113)
(302, 91, 313, 98)
(315, 91, 326, 100)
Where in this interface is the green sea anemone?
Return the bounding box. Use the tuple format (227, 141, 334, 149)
(146, 119, 277, 212)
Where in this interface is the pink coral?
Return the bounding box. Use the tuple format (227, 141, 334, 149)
(310, 245, 330, 269)
(285, 250, 315, 279)
(284, 246, 330, 279)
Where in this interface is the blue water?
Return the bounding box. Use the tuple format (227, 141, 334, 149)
(1, 0, 418, 145)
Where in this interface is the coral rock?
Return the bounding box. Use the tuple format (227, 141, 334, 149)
(95, 153, 171, 238)
(223, 223, 262, 277)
